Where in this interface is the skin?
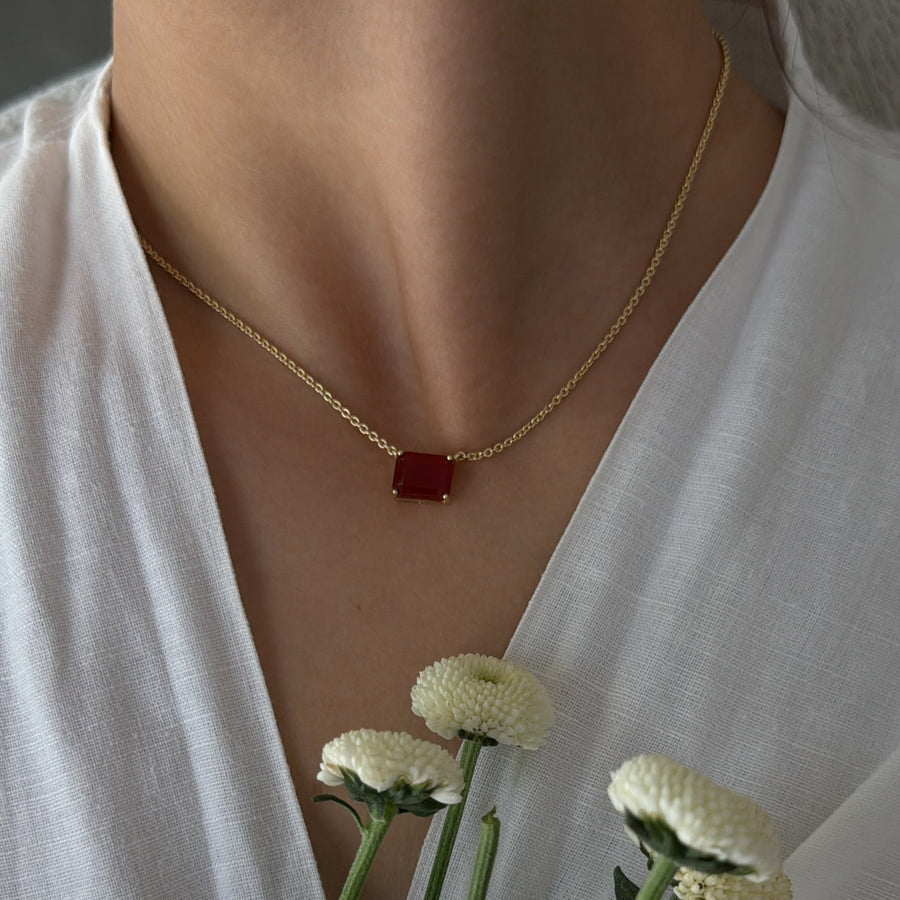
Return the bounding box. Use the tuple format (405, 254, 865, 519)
(110, 2, 784, 896)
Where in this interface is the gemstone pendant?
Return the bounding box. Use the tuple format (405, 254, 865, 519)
(392, 452, 454, 503)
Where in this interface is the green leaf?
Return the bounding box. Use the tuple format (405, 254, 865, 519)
(613, 866, 640, 900)
(677, 854, 753, 877)
(335, 769, 449, 820)
(341, 770, 372, 804)
(625, 811, 685, 861)
(402, 799, 448, 817)
(385, 780, 448, 817)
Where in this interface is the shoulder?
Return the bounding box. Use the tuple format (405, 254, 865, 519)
(0, 63, 114, 328)
(768, 93, 900, 307)
(0, 64, 108, 175)
(0, 64, 112, 311)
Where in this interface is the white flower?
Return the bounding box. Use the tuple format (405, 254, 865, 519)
(674, 868, 793, 899)
(411, 654, 554, 749)
(318, 729, 465, 806)
(607, 755, 782, 881)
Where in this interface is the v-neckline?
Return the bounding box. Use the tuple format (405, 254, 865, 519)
(96, 63, 798, 897)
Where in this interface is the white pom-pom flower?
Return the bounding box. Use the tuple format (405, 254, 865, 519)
(607, 755, 782, 881)
(674, 868, 793, 899)
(410, 654, 554, 749)
(318, 729, 465, 809)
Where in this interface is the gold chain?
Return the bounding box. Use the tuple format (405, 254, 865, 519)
(140, 32, 730, 463)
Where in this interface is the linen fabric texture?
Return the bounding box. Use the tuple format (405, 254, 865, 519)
(1, 8, 899, 900)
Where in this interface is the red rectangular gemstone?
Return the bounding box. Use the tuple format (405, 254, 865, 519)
(392, 452, 454, 502)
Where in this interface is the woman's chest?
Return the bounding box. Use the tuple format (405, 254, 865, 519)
(202, 456, 601, 896)
(180, 372, 619, 898)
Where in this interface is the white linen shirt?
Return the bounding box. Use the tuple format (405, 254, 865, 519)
(2, 26, 899, 900)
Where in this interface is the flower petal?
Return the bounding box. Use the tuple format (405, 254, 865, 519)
(674, 867, 793, 898)
(318, 729, 465, 811)
(411, 654, 554, 748)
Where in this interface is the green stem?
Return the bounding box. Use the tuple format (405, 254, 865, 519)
(423, 738, 484, 900)
(338, 807, 396, 900)
(467, 808, 500, 900)
(634, 854, 678, 900)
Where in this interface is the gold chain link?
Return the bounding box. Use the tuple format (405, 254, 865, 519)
(140, 32, 730, 463)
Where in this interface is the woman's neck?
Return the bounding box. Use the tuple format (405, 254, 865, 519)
(110, 0, 774, 447)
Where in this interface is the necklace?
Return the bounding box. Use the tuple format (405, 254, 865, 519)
(140, 32, 730, 503)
